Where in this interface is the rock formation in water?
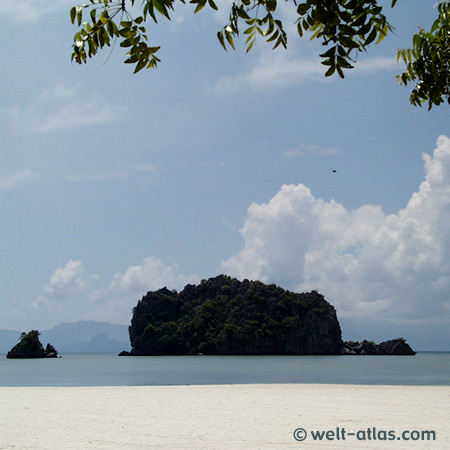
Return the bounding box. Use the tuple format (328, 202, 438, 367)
(342, 338, 416, 355)
(6, 330, 59, 359)
(125, 275, 416, 356)
(128, 275, 343, 355)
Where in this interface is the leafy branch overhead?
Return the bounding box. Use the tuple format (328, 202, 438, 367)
(397, 1, 450, 109)
(70, 0, 450, 108)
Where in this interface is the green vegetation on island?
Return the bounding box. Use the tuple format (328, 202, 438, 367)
(124, 275, 416, 356)
(128, 275, 343, 355)
(6, 330, 58, 359)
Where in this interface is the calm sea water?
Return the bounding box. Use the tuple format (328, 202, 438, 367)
(0, 352, 449, 387)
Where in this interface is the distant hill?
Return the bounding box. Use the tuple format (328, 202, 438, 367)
(0, 321, 130, 354)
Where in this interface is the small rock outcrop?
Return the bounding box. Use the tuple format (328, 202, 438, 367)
(342, 338, 416, 355)
(6, 330, 59, 359)
(377, 338, 416, 355)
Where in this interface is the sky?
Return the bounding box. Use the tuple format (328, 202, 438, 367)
(1, 0, 449, 350)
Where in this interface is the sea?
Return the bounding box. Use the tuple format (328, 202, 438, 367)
(0, 352, 449, 387)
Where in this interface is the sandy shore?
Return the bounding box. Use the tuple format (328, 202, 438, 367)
(0, 384, 448, 449)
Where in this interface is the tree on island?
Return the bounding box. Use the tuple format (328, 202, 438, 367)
(69, 0, 450, 109)
(6, 330, 58, 359)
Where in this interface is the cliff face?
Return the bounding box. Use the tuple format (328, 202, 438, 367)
(129, 275, 343, 355)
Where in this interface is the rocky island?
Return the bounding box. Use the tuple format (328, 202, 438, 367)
(124, 275, 415, 356)
(6, 330, 59, 359)
(343, 338, 416, 355)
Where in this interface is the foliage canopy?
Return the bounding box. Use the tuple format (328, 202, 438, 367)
(70, 0, 450, 108)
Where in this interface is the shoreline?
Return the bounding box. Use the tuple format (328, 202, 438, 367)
(1, 384, 448, 449)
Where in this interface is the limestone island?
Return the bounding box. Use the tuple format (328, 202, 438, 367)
(121, 275, 415, 356)
(6, 330, 59, 359)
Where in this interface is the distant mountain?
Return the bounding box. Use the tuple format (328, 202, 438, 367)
(0, 321, 130, 354)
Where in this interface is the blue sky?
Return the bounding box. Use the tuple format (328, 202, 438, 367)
(1, 0, 449, 350)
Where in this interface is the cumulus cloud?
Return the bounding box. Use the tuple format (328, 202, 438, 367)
(43, 260, 94, 296)
(0, 0, 73, 22)
(7, 84, 128, 134)
(110, 256, 199, 294)
(0, 169, 40, 191)
(223, 136, 450, 325)
(14, 257, 199, 329)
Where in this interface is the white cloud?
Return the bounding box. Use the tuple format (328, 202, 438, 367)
(8, 84, 128, 134)
(0, 0, 73, 22)
(213, 49, 398, 94)
(0, 169, 40, 191)
(110, 256, 199, 294)
(43, 260, 91, 295)
(353, 56, 398, 73)
(284, 144, 340, 158)
(10, 257, 199, 329)
(223, 136, 450, 325)
(213, 52, 324, 94)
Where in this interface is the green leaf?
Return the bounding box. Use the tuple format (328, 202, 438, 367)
(236, 7, 251, 20)
(297, 3, 309, 16)
(337, 55, 353, 69)
(207, 0, 218, 11)
(319, 47, 336, 59)
(77, 7, 83, 26)
(375, 24, 389, 44)
(266, 30, 279, 43)
(325, 65, 336, 77)
(225, 31, 235, 50)
(266, 0, 277, 13)
(193, 0, 207, 14)
(70, 7, 76, 24)
(152, 0, 171, 20)
(120, 39, 133, 48)
(273, 36, 285, 50)
(217, 30, 226, 50)
(244, 26, 255, 35)
(364, 27, 377, 45)
(134, 58, 148, 74)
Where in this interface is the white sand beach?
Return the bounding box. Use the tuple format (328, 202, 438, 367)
(0, 384, 448, 449)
